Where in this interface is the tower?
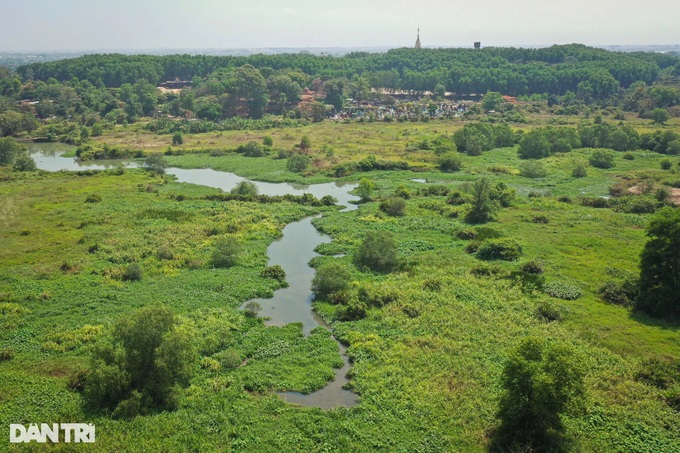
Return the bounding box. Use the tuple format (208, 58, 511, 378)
(415, 27, 422, 49)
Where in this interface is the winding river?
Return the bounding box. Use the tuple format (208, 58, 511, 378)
(30, 143, 359, 409)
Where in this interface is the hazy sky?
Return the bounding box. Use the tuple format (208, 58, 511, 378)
(1, 0, 678, 51)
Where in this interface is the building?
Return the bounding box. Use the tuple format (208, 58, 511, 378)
(415, 28, 422, 49)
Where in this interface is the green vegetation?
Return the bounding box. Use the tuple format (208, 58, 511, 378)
(2, 44, 680, 450)
(637, 207, 680, 318)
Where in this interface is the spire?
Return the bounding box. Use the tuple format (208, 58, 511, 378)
(415, 27, 422, 49)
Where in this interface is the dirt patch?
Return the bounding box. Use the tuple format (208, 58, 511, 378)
(628, 185, 680, 205)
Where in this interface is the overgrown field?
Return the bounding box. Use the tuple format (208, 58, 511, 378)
(2, 117, 680, 451)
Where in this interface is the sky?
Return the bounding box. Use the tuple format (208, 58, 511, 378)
(1, 0, 679, 52)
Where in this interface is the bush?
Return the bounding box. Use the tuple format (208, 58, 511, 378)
(85, 193, 102, 203)
(214, 349, 242, 370)
(589, 149, 615, 169)
(144, 154, 168, 175)
(354, 231, 399, 273)
(379, 197, 407, 216)
(262, 135, 273, 147)
(465, 178, 498, 224)
(12, 153, 36, 172)
(287, 154, 310, 172)
(661, 159, 672, 170)
(572, 164, 588, 178)
(544, 281, 582, 300)
(599, 279, 638, 306)
(237, 141, 268, 157)
(532, 215, 549, 224)
(122, 263, 142, 281)
(156, 247, 174, 261)
(535, 300, 564, 322)
(438, 152, 463, 172)
(211, 237, 241, 267)
(623, 152, 635, 160)
(172, 132, 183, 145)
(230, 181, 258, 196)
(519, 161, 548, 178)
(311, 263, 351, 300)
(260, 265, 286, 283)
(520, 259, 544, 275)
(357, 178, 375, 201)
(476, 239, 523, 261)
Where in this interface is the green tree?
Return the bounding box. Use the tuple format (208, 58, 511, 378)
(438, 152, 463, 172)
(482, 91, 504, 112)
(0, 136, 27, 166)
(637, 207, 680, 318)
(230, 181, 258, 196)
(12, 153, 37, 172)
(494, 337, 585, 451)
(434, 82, 446, 99)
(357, 178, 375, 201)
(143, 154, 168, 175)
(589, 149, 615, 169)
(84, 305, 196, 416)
(287, 154, 310, 173)
(324, 78, 348, 111)
(354, 231, 399, 273)
(233, 64, 269, 119)
(518, 130, 551, 159)
(311, 263, 352, 300)
(652, 108, 670, 125)
(465, 178, 498, 224)
(300, 135, 312, 152)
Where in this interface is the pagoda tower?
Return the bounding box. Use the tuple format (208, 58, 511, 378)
(415, 27, 422, 49)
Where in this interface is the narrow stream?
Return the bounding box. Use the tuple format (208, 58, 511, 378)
(30, 144, 359, 409)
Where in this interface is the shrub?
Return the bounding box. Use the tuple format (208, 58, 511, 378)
(12, 153, 37, 172)
(438, 152, 463, 172)
(211, 237, 241, 267)
(661, 159, 672, 170)
(157, 247, 174, 261)
(311, 263, 351, 300)
(532, 215, 549, 224)
(260, 265, 286, 283)
(122, 263, 142, 281)
(520, 259, 544, 275)
(262, 135, 273, 147)
(470, 264, 504, 277)
(589, 149, 615, 169)
(456, 229, 477, 240)
(172, 132, 183, 145)
(394, 186, 411, 199)
(535, 300, 564, 322)
(476, 239, 522, 261)
(287, 154, 310, 172)
(0, 348, 15, 362)
(635, 357, 680, 389)
(230, 181, 258, 196)
(519, 161, 548, 178)
(357, 178, 375, 201)
(337, 297, 367, 321)
(623, 152, 635, 160)
(379, 197, 407, 216)
(465, 178, 498, 224)
(572, 164, 588, 178)
(557, 195, 572, 203)
(599, 279, 638, 306)
(143, 154, 168, 175)
(214, 349, 242, 370)
(85, 193, 102, 203)
(544, 281, 582, 300)
(354, 231, 399, 273)
(237, 141, 268, 157)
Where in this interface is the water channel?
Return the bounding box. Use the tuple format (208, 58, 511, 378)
(29, 143, 359, 409)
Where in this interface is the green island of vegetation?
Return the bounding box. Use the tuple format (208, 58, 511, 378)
(1, 45, 680, 451)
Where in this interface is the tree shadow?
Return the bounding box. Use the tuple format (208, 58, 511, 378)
(628, 308, 680, 332)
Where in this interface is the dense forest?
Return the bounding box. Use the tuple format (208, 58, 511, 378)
(0, 45, 679, 141)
